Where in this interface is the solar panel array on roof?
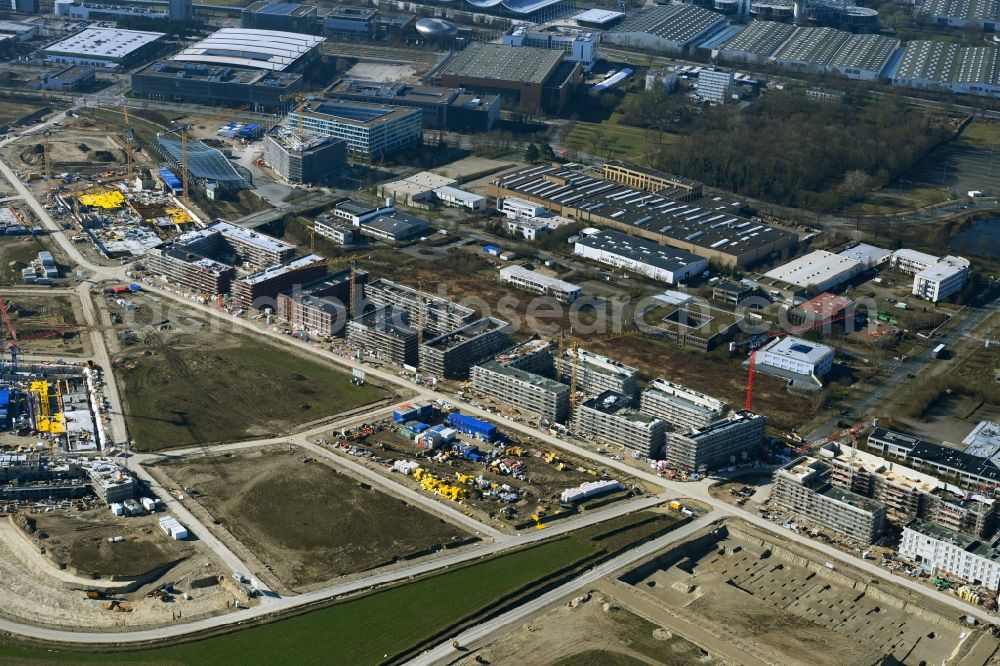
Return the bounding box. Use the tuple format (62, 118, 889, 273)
(313, 102, 391, 122)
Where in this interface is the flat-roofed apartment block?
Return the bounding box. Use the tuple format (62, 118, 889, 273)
(364, 278, 475, 338)
(573, 391, 666, 458)
(555, 348, 639, 398)
(288, 101, 422, 159)
(499, 265, 580, 303)
(640, 377, 727, 432)
(420, 317, 511, 379)
(275, 268, 369, 337)
(146, 247, 235, 295)
(263, 126, 346, 184)
(346, 305, 418, 367)
(867, 424, 1000, 494)
(131, 62, 304, 113)
(231, 254, 327, 310)
(185, 220, 296, 271)
(494, 338, 554, 374)
(489, 164, 796, 269)
(601, 160, 702, 201)
(899, 520, 1000, 591)
(771, 457, 887, 544)
(472, 359, 570, 423)
(823, 445, 997, 538)
(664, 410, 766, 472)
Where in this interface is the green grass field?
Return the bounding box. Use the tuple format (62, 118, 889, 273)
(0, 537, 597, 665)
(845, 185, 952, 216)
(565, 114, 678, 163)
(119, 337, 386, 450)
(956, 120, 1000, 150)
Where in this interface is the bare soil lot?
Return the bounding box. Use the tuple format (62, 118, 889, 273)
(620, 519, 986, 666)
(157, 447, 473, 590)
(114, 311, 390, 450)
(2, 292, 90, 357)
(457, 588, 729, 666)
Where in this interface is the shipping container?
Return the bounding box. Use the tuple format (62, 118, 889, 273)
(447, 413, 497, 441)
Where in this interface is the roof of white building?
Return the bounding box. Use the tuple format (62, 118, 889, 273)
(500, 265, 580, 294)
(172, 28, 324, 71)
(891, 248, 940, 266)
(43, 27, 164, 59)
(762, 249, 862, 289)
(838, 243, 890, 266)
(759, 335, 834, 364)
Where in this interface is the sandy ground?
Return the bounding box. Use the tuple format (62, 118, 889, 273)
(457, 590, 733, 666)
(344, 62, 420, 83)
(619, 520, 981, 666)
(0, 517, 240, 631)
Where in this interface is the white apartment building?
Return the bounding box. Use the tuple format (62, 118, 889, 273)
(890, 248, 941, 275)
(499, 265, 581, 303)
(900, 520, 1000, 591)
(697, 68, 733, 103)
(498, 196, 546, 220)
(757, 336, 835, 377)
(912, 256, 970, 302)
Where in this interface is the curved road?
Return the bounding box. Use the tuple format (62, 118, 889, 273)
(0, 122, 996, 650)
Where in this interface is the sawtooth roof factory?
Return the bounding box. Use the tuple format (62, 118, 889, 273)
(916, 0, 1000, 29)
(433, 42, 582, 115)
(714, 21, 899, 80)
(41, 27, 166, 69)
(892, 41, 1000, 97)
(488, 162, 796, 268)
(605, 4, 727, 54)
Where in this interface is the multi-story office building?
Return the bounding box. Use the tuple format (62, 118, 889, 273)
(146, 247, 235, 295)
(364, 279, 475, 338)
(230, 255, 327, 309)
(323, 5, 379, 40)
(899, 520, 1000, 591)
(890, 248, 942, 275)
(555, 348, 639, 398)
(756, 336, 835, 378)
(912, 257, 970, 302)
(471, 360, 570, 423)
(328, 79, 500, 131)
(499, 265, 580, 303)
(502, 24, 599, 71)
(419, 317, 511, 379)
(664, 410, 766, 472)
(275, 269, 368, 337)
(640, 378, 727, 433)
(346, 305, 418, 367)
(241, 1, 319, 33)
(771, 457, 888, 544)
(132, 62, 304, 113)
(573, 391, 666, 458)
(313, 215, 356, 245)
(262, 127, 346, 184)
(288, 101, 422, 159)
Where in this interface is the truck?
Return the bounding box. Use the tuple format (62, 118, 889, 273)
(932, 343, 946, 358)
(668, 500, 682, 511)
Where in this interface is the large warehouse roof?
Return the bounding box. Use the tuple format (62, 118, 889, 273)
(576, 229, 706, 273)
(716, 20, 794, 58)
(439, 42, 563, 84)
(610, 4, 723, 44)
(771, 27, 848, 65)
(171, 28, 324, 72)
(42, 27, 164, 59)
(893, 40, 961, 82)
(464, 0, 564, 15)
(826, 34, 900, 74)
(918, 0, 1000, 22)
(762, 249, 862, 289)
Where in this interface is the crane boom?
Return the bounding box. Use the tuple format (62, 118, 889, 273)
(745, 349, 756, 411)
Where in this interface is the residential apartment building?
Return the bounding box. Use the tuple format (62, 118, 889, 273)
(640, 378, 727, 433)
(183, 220, 296, 272)
(555, 348, 639, 398)
(230, 255, 327, 310)
(346, 305, 418, 367)
(419, 317, 511, 379)
(471, 360, 570, 423)
(900, 520, 1000, 590)
(664, 410, 766, 472)
(771, 458, 888, 545)
(868, 426, 1000, 494)
(146, 247, 235, 295)
(573, 392, 666, 458)
(275, 269, 368, 337)
(364, 279, 475, 338)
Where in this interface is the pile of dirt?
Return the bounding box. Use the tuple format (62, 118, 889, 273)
(91, 150, 115, 162)
(13, 514, 34, 534)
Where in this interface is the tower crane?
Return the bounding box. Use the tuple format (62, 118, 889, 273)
(123, 105, 135, 183)
(416, 279, 426, 347)
(180, 124, 190, 204)
(0, 298, 18, 377)
(42, 130, 52, 202)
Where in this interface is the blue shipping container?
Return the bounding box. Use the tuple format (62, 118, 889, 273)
(411, 422, 430, 434)
(447, 413, 497, 441)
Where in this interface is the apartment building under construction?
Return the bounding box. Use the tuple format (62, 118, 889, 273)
(364, 278, 475, 338)
(419, 317, 510, 379)
(471, 360, 570, 423)
(346, 305, 418, 367)
(555, 348, 639, 398)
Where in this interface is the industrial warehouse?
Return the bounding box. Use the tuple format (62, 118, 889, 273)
(488, 163, 796, 268)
